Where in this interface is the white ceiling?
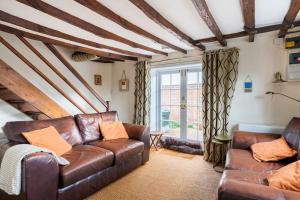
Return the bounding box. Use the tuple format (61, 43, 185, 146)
(0, 0, 299, 58)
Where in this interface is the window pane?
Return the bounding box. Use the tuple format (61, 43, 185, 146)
(161, 74, 170, 86)
(170, 89, 180, 105)
(161, 89, 170, 105)
(198, 72, 203, 84)
(171, 73, 180, 85)
(187, 72, 198, 84)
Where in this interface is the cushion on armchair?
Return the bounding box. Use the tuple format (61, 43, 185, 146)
(251, 137, 297, 162)
(267, 160, 300, 192)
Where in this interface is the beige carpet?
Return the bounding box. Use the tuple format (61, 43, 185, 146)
(86, 149, 221, 200)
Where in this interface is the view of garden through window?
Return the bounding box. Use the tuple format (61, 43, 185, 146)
(160, 70, 202, 141)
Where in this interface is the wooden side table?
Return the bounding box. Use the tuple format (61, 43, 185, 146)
(212, 135, 232, 173)
(150, 132, 164, 150)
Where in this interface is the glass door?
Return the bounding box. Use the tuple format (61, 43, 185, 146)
(158, 70, 181, 137)
(186, 70, 202, 141)
(156, 66, 202, 141)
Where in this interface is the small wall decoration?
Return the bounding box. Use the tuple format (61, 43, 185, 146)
(94, 74, 102, 85)
(288, 52, 300, 81)
(244, 75, 252, 93)
(273, 72, 287, 83)
(119, 70, 129, 91)
(286, 36, 300, 49)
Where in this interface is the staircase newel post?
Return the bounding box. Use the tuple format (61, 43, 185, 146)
(106, 101, 110, 112)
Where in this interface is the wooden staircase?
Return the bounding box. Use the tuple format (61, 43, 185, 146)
(0, 59, 70, 120)
(0, 85, 48, 120)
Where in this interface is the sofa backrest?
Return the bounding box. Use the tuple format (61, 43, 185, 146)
(3, 116, 83, 146)
(75, 111, 118, 143)
(283, 117, 300, 159)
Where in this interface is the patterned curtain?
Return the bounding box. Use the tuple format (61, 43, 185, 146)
(133, 61, 151, 125)
(202, 47, 239, 163)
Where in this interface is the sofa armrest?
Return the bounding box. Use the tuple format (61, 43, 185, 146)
(123, 123, 150, 164)
(0, 143, 59, 200)
(218, 178, 300, 200)
(232, 131, 281, 150)
(23, 152, 59, 200)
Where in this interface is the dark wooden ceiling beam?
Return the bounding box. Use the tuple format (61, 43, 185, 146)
(92, 60, 115, 64)
(96, 57, 124, 62)
(16, 0, 168, 56)
(75, 0, 187, 54)
(191, 0, 226, 46)
(240, 0, 255, 42)
(195, 21, 300, 44)
(0, 11, 150, 59)
(0, 23, 138, 61)
(129, 0, 205, 51)
(278, 0, 300, 38)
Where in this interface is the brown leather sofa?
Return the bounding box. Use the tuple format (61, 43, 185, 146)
(0, 111, 150, 200)
(218, 117, 300, 200)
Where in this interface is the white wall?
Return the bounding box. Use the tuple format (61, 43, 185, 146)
(110, 61, 136, 123)
(224, 34, 300, 130)
(0, 31, 113, 138)
(150, 32, 300, 133)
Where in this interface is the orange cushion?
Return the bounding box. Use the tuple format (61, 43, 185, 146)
(22, 126, 72, 156)
(267, 160, 300, 192)
(251, 136, 297, 162)
(99, 121, 129, 140)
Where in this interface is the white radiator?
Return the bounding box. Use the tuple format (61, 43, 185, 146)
(238, 123, 285, 134)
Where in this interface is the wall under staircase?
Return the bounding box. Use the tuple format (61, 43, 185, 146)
(0, 59, 69, 120)
(0, 31, 116, 138)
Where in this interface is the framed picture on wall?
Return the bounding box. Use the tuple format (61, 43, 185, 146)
(119, 70, 129, 91)
(94, 74, 102, 85)
(119, 79, 129, 91)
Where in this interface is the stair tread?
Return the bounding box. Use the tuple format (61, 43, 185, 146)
(24, 111, 43, 114)
(7, 99, 25, 103)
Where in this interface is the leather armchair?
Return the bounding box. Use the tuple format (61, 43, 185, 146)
(218, 119, 300, 200)
(218, 175, 300, 200)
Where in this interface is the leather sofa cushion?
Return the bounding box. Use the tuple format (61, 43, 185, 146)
(75, 111, 119, 143)
(232, 131, 281, 150)
(75, 113, 102, 143)
(101, 111, 119, 123)
(60, 145, 114, 187)
(89, 139, 144, 165)
(283, 117, 300, 159)
(225, 149, 285, 172)
(3, 116, 83, 146)
(221, 169, 269, 185)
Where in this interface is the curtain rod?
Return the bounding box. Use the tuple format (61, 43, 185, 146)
(149, 55, 202, 64)
(149, 47, 239, 64)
